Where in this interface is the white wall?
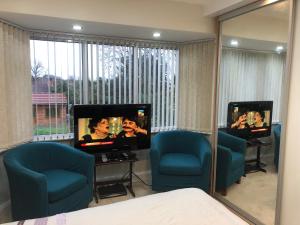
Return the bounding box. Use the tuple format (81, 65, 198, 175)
(279, 1, 300, 224)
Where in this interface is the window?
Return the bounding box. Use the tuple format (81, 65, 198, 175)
(30, 38, 179, 140)
(46, 106, 61, 118)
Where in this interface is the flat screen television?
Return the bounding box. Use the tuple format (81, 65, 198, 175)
(227, 101, 273, 139)
(73, 104, 151, 154)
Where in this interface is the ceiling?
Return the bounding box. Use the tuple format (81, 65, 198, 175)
(0, 12, 214, 42)
(0, 0, 288, 43)
(250, 0, 289, 21)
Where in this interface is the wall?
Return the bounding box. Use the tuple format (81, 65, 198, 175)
(279, 1, 300, 224)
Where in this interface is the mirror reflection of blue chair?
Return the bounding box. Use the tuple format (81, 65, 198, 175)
(3, 142, 94, 221)
(274, 124, 281, 171)
(216, 131, 247, 195)
(150, 130, 212, 192)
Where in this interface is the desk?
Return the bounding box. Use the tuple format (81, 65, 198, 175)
(245, 139, 271, 174)
(93, 152, 137, 203)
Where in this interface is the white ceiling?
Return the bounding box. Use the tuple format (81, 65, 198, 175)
(0, 0, 289, 43)
(0, 11, 214, 42)
(250, 0, 289, 21)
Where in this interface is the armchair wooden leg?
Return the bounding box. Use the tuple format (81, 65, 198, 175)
(219, 189, 227, 196)
(236, 178, 241, 184)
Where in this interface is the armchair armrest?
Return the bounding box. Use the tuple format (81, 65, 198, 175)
(218, 131, 247, 155)
(216, 145, 233, 189)
(195, 138, 212, 172)
(150, 135, 163, 172)
(217, 145, 232, 172)
(4, 160, 48, 220)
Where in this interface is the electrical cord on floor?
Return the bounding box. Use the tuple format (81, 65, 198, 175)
(132, 172, 152, 187)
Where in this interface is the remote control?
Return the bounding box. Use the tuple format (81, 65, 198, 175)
(102, 154, 108, 162)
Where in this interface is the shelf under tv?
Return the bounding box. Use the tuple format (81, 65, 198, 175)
(93, 152, 137, 203)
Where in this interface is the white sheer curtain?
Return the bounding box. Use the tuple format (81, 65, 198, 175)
(178, 40, 216, 132)
(0, 22, 32, 150)
(218, 48, 285, 127)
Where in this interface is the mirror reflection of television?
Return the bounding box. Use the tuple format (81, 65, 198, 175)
(227, 101, 273, 139)
(73, 104, 151, 154)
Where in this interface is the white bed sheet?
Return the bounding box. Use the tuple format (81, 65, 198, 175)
(5, 188, 248, 225)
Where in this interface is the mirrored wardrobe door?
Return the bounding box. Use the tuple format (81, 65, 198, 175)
(214, 1, 291, 224)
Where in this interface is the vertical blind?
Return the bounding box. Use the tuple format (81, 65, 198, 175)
(218, 48, 285, 127)
(0, 22, 32, 150)
(30, 37, 179, 140)
(178, 41, 215, 133)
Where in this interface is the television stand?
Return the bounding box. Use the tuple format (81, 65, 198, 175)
(98, 183, 127, 199)
(245, 138, 271, 174)
(93, 151, 137, 203)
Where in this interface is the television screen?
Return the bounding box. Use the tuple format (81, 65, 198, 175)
(73, 104, 151, 153)
(227, 101, 273, 139)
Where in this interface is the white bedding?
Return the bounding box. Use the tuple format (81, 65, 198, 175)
(5, 188, 248, 225)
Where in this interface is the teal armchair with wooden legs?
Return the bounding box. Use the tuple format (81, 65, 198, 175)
(216, 131, 247, 195)
(150, 130, 212, 192)
(3, 142, 94, 221)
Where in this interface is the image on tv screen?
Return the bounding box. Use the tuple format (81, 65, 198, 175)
(229, 107, 271, 133)
(77, 111, 148, 148)
(227, 101, 273, 140)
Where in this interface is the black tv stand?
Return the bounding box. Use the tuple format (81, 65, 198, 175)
(93, 151, 137, 203)
(106, 152, 129, 161)
(245, 138, 271, 174)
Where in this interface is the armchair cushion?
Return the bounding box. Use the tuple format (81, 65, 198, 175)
(42, 169, 87, 203)
(159, 153, 202, 176)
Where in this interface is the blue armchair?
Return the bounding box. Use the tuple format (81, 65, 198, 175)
(274, 124, 281, 171)
(150, 130, 212, 192)
(3, 142, 94, 221)
(216, 131, 247, 195)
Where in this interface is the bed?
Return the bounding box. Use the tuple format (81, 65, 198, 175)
(4, 188, 248, 225)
